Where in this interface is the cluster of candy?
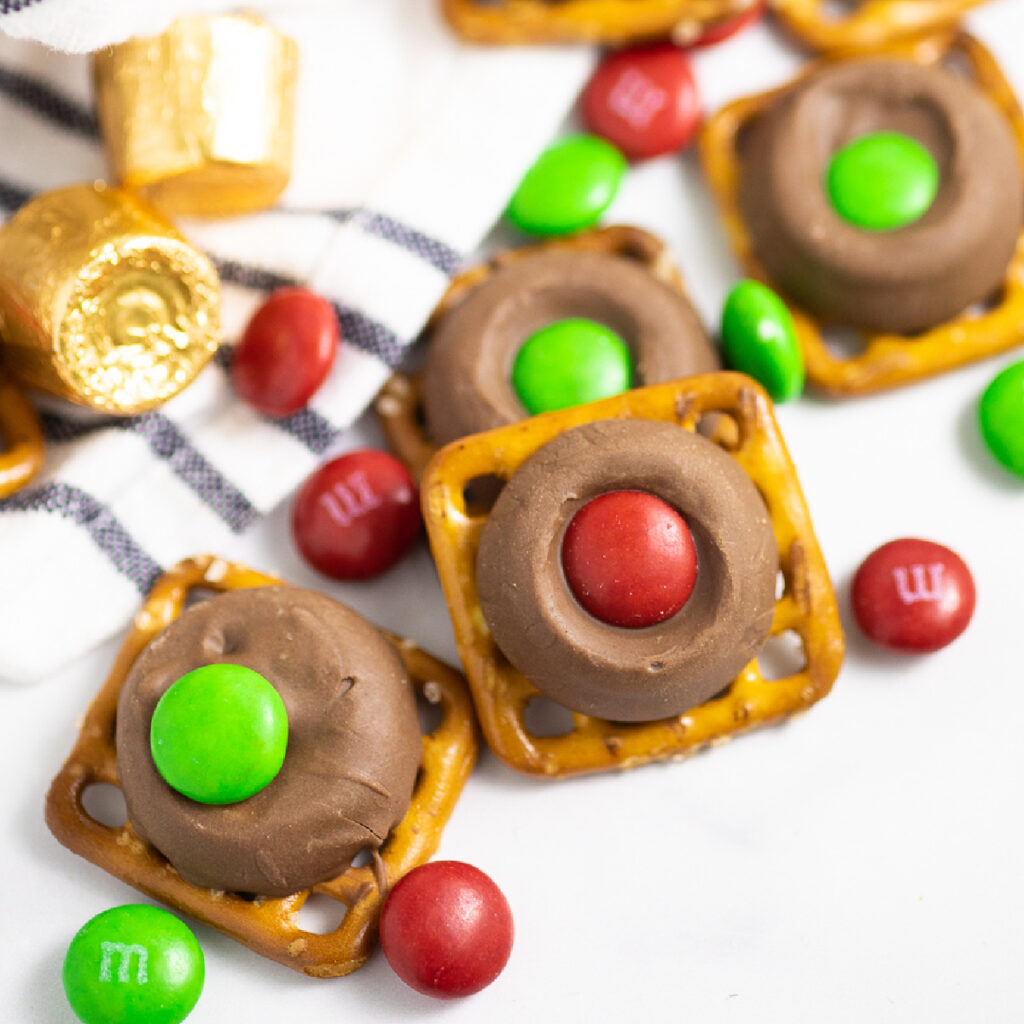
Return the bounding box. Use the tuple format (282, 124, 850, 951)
(46, 1, 1020, 1019)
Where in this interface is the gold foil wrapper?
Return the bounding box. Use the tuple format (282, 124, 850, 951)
(0, 183, 220, 415)
(94, 14, 298, 218)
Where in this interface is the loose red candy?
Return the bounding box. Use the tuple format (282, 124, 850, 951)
(561, 490, 698, 628)
(291, 449, 420, 580)
(581, 45, 701, 161)
(232, 287, 339, 418)
(690, 0, 766, 47)
(851, 538, 976, 653)
(380, 861, 514, 999)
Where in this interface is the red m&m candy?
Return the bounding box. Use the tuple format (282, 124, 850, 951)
(292, 449, 420, 580)
(851, 538, 976, 653)
(380, 861, 514, 999)
(561, 490, 698, 628)
(581, 45, 701, 161)
(232, 287, 339, 418)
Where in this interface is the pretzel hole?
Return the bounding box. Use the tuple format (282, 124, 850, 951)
(81, 782, 128, 828)
(756, 629, 807, 681)
(701, 411, 741, 451)
(416, 688, 445, 735)
(775, 569, 787, 600)
(524, 695, 577, 737)
(961, 289, 1003, 322)
(821, 0, 857, 20)
(822, 326, 868, 361)
(463, 474, 505, 516)
(294, 894, 347, 935)
(184, 586, 219, 609)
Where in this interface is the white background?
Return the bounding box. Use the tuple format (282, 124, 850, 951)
(4, 2, 1024, 1021)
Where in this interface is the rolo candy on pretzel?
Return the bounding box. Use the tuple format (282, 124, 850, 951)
(0, 364, 44, 499)
(45, 555, 478, 977)
(440, 0, 758, 45)
(773, 0, 989, 52)
(421, 372, 844, 779)
(376, 224, 722, 484)
(699, 31, 1024, 396)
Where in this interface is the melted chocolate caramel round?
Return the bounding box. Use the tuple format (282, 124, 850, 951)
(476, 419, 778, 722)
(422, 249, 719, 447)
(116, 586, 422, 897)
(738, 58, 1023, 335)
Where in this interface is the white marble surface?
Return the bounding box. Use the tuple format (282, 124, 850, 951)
(4, 3, 1024, 1021)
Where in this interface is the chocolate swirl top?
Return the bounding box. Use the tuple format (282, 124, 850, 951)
(116, 586, 422, 897)
(738, 57, 1023, 335)
(476, 419, 778, 722)
(422, 248, 719, 447)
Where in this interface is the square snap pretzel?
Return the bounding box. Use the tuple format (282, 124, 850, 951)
(0, 365, 44, 498)
(772, 0, 988, 52)
(699, 30, 1024, 396)
(421, 372, 844, 779)
(440, 0, 757, 45)
(375, 224, 702, 483)
(45, 555, 478, 978)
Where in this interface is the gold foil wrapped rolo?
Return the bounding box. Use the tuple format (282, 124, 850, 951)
(0, 183, 220, 415)
(94, 13, 298, 218)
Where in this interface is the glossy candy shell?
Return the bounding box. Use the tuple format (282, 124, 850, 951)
(63, 904, 204, 1024)
(380, 861, 514, 999)
(292, 449, 421, 580)
(506, 135, 626, 236)
(582, 45, 701, 161)
(232, 287, 339, 418)
(851, 538, 976, 652)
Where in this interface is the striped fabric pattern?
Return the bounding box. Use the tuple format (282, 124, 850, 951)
(0, 6, 594, 681)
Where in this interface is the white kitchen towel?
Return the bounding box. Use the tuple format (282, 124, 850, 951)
(0, 0, 594, 682)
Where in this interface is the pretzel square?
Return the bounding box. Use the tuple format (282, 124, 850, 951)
(421, 372, 844, 779)
(772, 0, 988, 53)
(440, 0, 756, 45)
(45, 555, 478, 978)
(376, 224, 703, 484)
(0, 365, 44, 498)
(699, 31, 1024, 397)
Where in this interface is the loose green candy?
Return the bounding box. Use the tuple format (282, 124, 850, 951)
(979, 359, 1024, 478)
(720, 280, 804, 402)
(826, 131, 939, 231)
(512, 317, 632, 414)
(506, 134, 627, 236)
(150, 663, 288, 805)
(63, 904, 204, 1024)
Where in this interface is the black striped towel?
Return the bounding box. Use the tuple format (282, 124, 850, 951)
(0, 0, 593, 681)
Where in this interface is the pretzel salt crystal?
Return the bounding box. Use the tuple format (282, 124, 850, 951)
(772, 0, 988, 52)
(441, 0, 757, 45)
(375, 224, 700, 484)
(45, 555, 478, 978)
(421, 372, 844, 779)
(699, 31, 1024, 396)
(0, 366, 44, 498)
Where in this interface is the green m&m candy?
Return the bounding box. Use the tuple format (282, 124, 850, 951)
(979, 359, 1024, 478)
(63, 904, 204, 1024)
(512, 317, 632, 414)
(506, 134, 627, 236)
(150, 663, 288, 805)
(826, 131, 939, 231)
(720, 280, 804, 402)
